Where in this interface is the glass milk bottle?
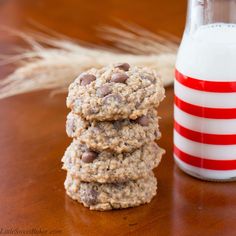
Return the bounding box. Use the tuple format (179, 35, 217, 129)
(174, 0, 236, 181)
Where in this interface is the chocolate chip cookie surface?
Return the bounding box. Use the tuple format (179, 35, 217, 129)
(66, 110, 160, 153)
(66, 63, 165, 121)
(62, 140, 164, 183)
(64, 171, 157, 211)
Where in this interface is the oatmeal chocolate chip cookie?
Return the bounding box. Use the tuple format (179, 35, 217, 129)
(62, 140, 164, 183)
(66, 110, 161, 153)
(66, 63, 165, 121)
(64, 171, 157, 211)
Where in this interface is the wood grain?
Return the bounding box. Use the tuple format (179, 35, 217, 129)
(0, 1, 236, 236)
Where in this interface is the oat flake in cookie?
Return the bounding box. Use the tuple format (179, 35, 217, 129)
(66, 63, 165, 121)
(62, 140, 164, 183)
(66, 110, 161, 153)
(64, 171, 157, 211)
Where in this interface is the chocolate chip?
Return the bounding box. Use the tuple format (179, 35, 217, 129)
(103, 94, 122, 105)
(141, 75, 155, 83)
(87, 107, 99, 115)
(136, 115, 149, 126)
(113, 121, 122, 130)
(111, 73, 129, 83)
(135, 101, 141, 109)
(79, 73, 96, 86)
(97, 85, 112, 97)
(115, 63, 130, 71)
(81, 151, 98, 163)
(154, 130, 159, 137)
(84, 188, 98, 206)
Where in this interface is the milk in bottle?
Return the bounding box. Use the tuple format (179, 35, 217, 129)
(174, 0, 236, 181)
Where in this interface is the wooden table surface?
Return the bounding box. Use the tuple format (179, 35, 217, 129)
(0, 1, 236, 236)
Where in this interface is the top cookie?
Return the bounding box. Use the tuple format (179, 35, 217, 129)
(67, 63, 165, 121)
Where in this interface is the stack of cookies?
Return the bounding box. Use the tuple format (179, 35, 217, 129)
(62, 63, 165, 211)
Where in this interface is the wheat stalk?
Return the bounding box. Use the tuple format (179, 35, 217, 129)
(0, 23, 178, 99)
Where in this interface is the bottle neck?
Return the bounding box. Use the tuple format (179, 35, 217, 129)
(186, 0, 236, 35)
